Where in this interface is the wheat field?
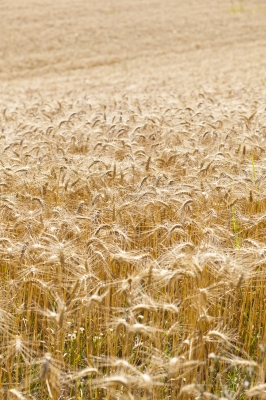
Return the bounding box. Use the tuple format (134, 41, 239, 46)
(1, 0, 266, 399)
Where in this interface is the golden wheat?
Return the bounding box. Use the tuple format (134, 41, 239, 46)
(1, 0, 266, 398)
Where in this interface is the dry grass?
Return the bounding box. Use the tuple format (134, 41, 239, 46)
(1, 0, 266, 399)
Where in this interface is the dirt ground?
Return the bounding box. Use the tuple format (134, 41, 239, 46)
(1, 0, 266, 101)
